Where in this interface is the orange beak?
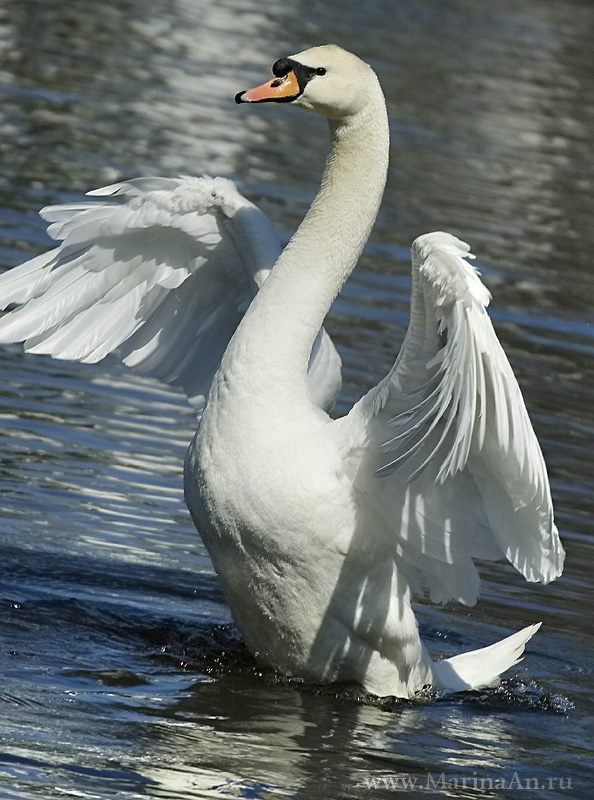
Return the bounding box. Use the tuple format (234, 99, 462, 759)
(235, 70, 301, 104)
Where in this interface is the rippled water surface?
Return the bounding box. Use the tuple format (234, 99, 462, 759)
(1, 1, 593, 798)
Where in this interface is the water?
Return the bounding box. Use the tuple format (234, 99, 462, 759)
(1, 0, 593, 797)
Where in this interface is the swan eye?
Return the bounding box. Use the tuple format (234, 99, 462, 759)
(315, 67, 327, 76)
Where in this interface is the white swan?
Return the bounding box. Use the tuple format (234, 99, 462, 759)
(0, 45, 564, 698)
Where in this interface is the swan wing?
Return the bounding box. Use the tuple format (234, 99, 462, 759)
(335, 231, 564, 605)
(0, 175, 341, 414)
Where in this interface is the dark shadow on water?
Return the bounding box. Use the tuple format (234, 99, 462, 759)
(148, 620, 256, 676)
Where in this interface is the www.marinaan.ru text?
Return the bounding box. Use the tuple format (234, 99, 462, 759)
(359, 772, 573, 791)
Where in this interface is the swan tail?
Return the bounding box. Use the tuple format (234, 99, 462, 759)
(432, 622, 541, 693)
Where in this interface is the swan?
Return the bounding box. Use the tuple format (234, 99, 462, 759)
(0, 45, 564, 698)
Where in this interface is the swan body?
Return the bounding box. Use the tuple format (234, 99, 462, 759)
(0, 45, 564, 698)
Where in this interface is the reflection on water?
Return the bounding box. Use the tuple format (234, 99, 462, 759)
(1, 0, 594, 798)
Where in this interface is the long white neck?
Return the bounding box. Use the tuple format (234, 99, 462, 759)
(221, 83, 390, 404)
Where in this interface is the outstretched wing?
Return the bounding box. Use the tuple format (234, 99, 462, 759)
(0, 176, 341, 414)
(334, 232, 564, 605)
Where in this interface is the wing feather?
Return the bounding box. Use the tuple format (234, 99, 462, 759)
(335, 231, 563, 605)
(0, 175, 342, 414)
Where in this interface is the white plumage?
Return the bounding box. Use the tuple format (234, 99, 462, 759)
(0, 45, 564, 698)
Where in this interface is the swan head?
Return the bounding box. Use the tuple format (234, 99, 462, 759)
(235, 45, 379, 121)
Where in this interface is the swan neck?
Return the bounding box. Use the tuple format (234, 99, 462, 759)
(292, 97, 391, 290)
(225, 86, 390, 402)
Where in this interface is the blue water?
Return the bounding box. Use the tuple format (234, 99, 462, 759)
(1, 1, 593, 798)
